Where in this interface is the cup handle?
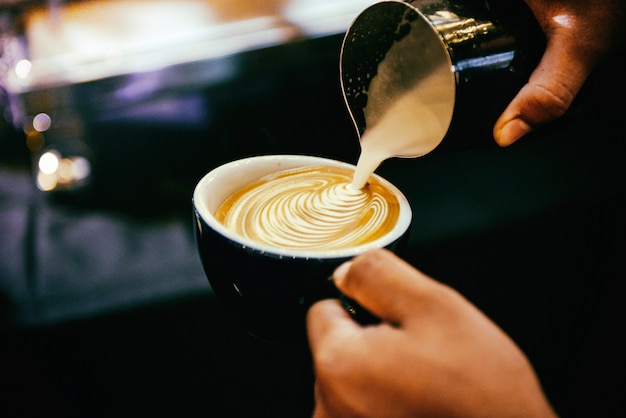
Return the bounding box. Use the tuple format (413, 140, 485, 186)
(326, 275, 381, 326)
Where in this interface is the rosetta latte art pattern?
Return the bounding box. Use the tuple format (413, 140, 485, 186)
(215, 166, 400, 251)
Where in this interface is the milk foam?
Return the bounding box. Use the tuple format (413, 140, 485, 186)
(215, 165, 399, 251)
(348, 16, 454, 189)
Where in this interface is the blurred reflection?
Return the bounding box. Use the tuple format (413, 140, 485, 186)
(36, 148, 91, 191)
(0, 0, 378, 201)
(14, 59, 31, 79)
(6, 0, 377, 91)
(13, 0, 300, 89)
(32, 112, 51, 131)
(210, 0, 291, 21)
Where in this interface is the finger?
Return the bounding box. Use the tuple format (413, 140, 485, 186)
(332, 249, 437, 326)
(493, 0, 619, 146)
(494, 39, 586, 146)
(311, 383, 331, 418)
(307, 299, 371, 416)
(306, 298, 361, 354)
(311, 403, 330, 418)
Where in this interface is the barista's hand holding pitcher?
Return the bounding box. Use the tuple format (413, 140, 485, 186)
(494, 0, 625, 146)
(307, 249, 558, 418)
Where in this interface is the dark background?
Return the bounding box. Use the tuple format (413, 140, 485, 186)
(2, 26, 625, 418)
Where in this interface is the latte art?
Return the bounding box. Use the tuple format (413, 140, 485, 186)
(215, 165, 400, 251)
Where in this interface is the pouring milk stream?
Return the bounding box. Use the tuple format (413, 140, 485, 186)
(350, 69, 453, 189)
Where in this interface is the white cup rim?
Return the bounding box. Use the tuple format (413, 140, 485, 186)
(193, 154, 412, 259)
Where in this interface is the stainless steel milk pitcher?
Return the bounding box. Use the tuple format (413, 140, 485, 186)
(340, 0, 545, 156)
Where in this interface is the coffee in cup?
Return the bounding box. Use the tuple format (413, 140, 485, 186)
(214, 164, 400, 252)
(193, 155, 411, 344)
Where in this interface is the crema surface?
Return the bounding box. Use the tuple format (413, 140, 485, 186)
(214, 165, 400, 251)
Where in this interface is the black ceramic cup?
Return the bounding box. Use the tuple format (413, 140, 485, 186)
(193, 155, 412, 344)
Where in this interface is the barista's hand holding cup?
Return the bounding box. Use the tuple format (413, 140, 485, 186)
(193, 155, 411, 344)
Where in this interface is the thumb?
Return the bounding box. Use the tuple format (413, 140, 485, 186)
(332, 249, 435, 326)
(493, 0, 626, 147)
(493, 37, 588, 147)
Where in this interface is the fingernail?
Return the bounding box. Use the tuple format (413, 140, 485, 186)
(333, 261, 352, 285)
(496, 118, 532, 146)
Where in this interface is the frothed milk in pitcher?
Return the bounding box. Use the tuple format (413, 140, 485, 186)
(341, 0, 544, 189)
(351, 68, 453, 189)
